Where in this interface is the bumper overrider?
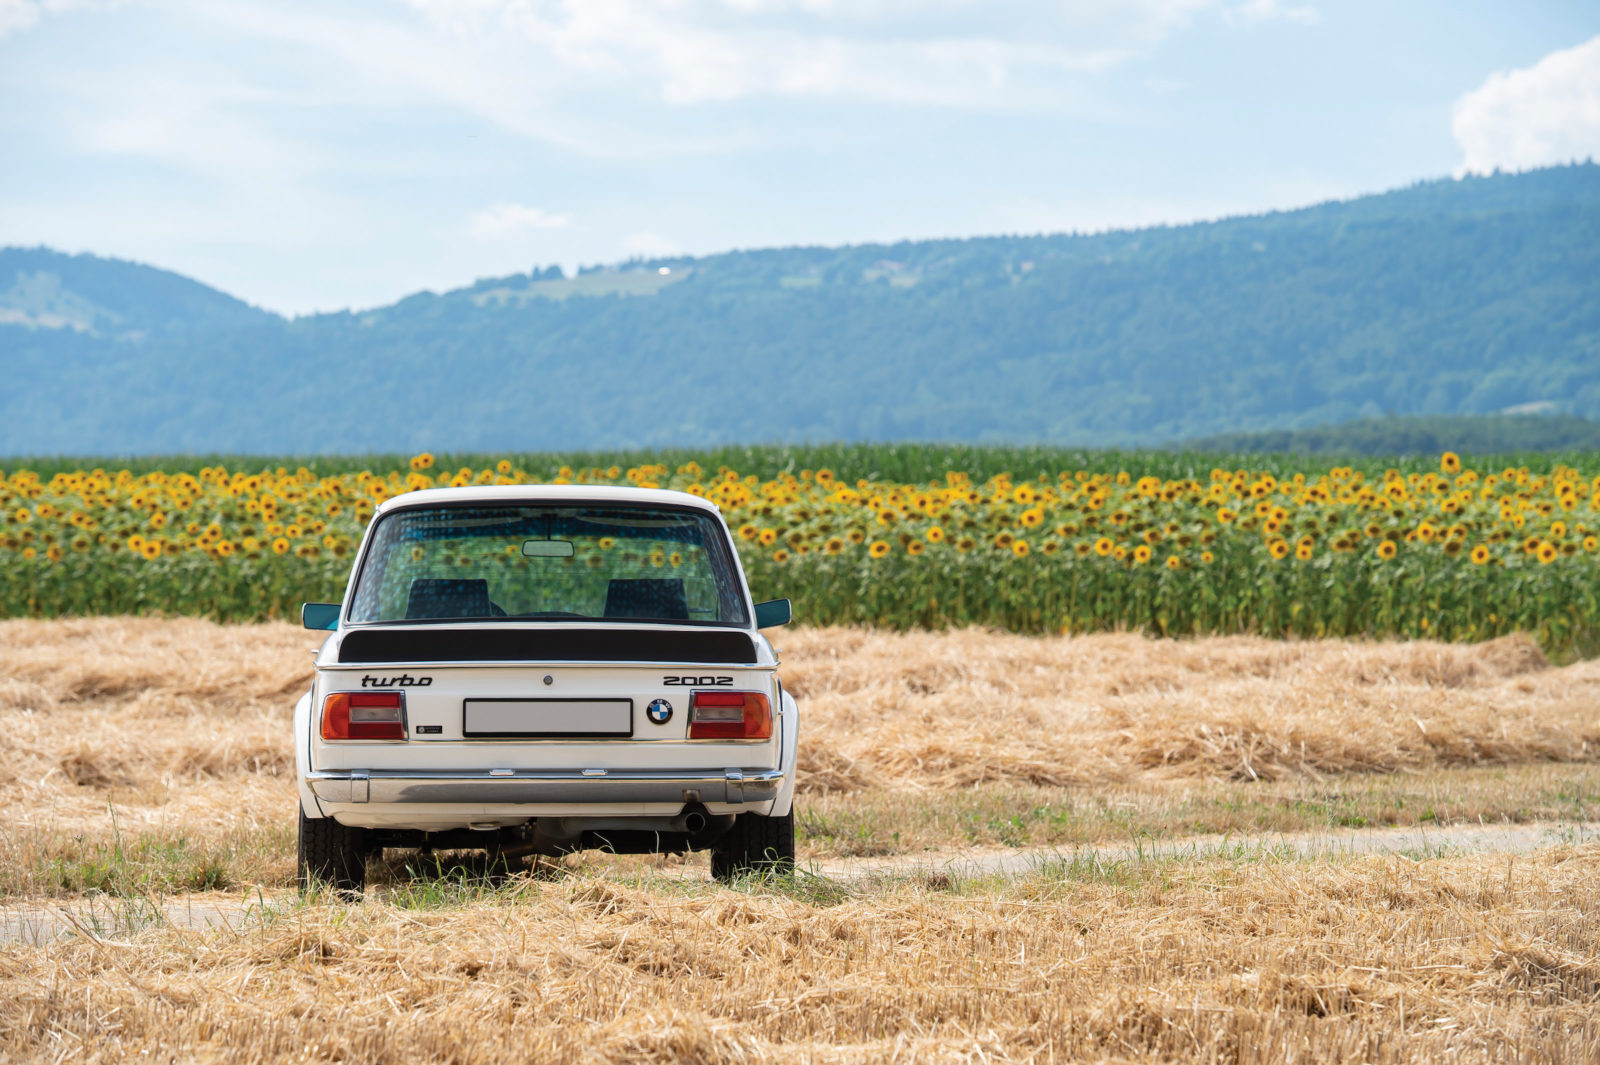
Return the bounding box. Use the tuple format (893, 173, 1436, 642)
(307, 766, 784, 805)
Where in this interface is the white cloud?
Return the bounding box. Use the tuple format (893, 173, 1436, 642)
(468, 203, 573, 238)
(405, 0, 1214, 108)
(1453, 36, 1600, 175)
(622, 231, 680, 257)
(0, 0, 104, 38)
(1226, 0, 1318, 25)
(0, 0, 42, 36)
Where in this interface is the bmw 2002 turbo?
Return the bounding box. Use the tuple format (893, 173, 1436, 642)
(293, 485, 797, 893)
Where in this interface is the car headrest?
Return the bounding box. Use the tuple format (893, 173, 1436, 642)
(604, 578, 689, 620)
(407, 578, 493, 620)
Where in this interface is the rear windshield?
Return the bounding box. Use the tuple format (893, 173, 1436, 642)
(347, 504, 749, 626)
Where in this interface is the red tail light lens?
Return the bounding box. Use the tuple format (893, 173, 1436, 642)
(687, 691, 772, 740)
(321, 692, 406, 740)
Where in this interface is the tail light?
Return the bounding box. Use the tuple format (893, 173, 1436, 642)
(687, 691, 771, 740)
(322, 692, 406, 741)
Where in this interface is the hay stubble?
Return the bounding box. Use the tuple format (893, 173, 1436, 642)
(5, 618, 1600, 1061)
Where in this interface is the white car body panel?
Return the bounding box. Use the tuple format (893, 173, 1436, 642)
(293, 485, 797, 839)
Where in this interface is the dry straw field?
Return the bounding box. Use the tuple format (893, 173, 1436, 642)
(4, 618, 1600, 1061)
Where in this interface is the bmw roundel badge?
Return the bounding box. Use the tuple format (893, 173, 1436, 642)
(646, 698, 673, 725)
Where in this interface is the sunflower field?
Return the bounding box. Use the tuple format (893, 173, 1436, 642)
(3, 451, 1599, 654)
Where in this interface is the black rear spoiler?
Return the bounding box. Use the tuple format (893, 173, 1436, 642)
(337, 626, 758, 665)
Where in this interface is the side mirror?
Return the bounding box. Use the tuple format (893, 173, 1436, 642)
(302, 602, 341, 631)
(754, 598, 791, 628)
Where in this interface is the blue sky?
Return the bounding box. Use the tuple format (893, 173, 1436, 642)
(2, 0, 1597, 315)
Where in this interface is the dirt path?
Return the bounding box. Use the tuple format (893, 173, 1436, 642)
(807, 818, 1600, 881)
(6, 819, 1597, 948)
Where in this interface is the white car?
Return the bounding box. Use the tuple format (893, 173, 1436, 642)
(293, 485, 797, 893)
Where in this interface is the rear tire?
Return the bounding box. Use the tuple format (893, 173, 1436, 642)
(711, 809, 794, 881)
(297, 806, 368, 897)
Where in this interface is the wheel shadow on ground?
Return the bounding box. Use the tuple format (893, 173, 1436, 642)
(365, 848, 710, 899)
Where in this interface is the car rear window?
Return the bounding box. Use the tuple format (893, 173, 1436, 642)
(347, 504, 749, 626)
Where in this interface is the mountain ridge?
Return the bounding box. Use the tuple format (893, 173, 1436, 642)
(2, 164, 1597, 455)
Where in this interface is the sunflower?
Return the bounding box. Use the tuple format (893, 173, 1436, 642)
(1537, 542, 1558, 565)
(140, 541, 162, 561)
(1470, 544, 1491, 565)
(1200, 551, 1214, 564)
(1094, 537, 1114, 557)
(926, 526, 945, 544)
(1131, 545, 1151, 564)
(824, 537, 845, 554)
(1269, 539, 1290, 560)
(1440, 451, 1461, 474)
(1012, 540, 1029, 557)
(1295, 542, 1313, 561)
(410, 452, 435, 471)
(772, 549, 790, 563)
(1377, 541, 1397, 560)
(908, 540, 927, 556)
(1165, 555, 1181, 570)
(869, 540, 891, 559)
(273, 537, 291, 555)
(496, 459, 513, 474)
(955, 536, 976, 552)
(738, 523, 759, 541)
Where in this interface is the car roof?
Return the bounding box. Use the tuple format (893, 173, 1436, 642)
(373, 483, 725, 517)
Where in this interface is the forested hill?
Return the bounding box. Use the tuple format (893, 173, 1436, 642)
(0, 246, 272, 336)
(3, 164, 1598, 456)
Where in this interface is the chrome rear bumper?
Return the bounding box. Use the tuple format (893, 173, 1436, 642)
(307, 766, 784, 805)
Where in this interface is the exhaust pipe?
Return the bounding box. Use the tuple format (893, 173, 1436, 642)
(675, 802, 733, 849)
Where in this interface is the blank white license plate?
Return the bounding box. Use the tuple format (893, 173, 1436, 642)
(463, 699, 633, 738)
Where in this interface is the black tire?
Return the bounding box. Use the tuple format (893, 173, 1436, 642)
(297, 806, 368, 896)
(711, 808, 795, 881)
